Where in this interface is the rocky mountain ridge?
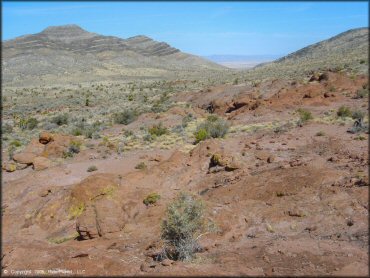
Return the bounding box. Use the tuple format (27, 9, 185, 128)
(3, 24, 225, 86)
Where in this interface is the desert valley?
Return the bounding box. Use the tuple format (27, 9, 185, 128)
(1, 22, 369, 276)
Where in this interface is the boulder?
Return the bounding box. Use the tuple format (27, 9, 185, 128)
(140, 263, 150, 272)
(267, 155, 275, 163)
(161, 259, 174, 266)
(16, 163, 29, 170)
(39, 189, 52, 197)
(309, 72, 328, 82)
(318, 72, 329, 82)
(149, 155, 163, 162)
(255, 150, 271, 162)
(210, 153, 227, 168)
(210, 153, 243, 171)
(39, 131, 54, 144)
(225, 157, 244, 171)
(2, 162, 17, 172)
(13, 152, 36, 165)
(42, 134, 75, 158)
(32, 156, 51, 171)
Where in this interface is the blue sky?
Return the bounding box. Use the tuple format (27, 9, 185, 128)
(2, 1, 368, 56)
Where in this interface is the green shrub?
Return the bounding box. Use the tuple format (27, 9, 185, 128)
(10, 140, 22, 147)
(51, 114, 69, 126)
(206, 115, 219, 122)
(315, 131, 325, 136)
(148, 122, 168, 137)
(151, 102, 167, 113)
(127, 94, 134, 101)
(135, 162, 147, 170)
(354, 135, 366, 141)
(352, 110, 364, 120)
(124, 130, 134, 137)
(26, 118, 38, 130)
(64, 140, 82, 158)
(297, 108, 313, 123)
(2, 123, 13, 134)
(273, 122, 293, 134)
(143, 133, 154, 142)
(113, 110, 137, 125)
(71, 123, 100, 139)
(182, 113, 194, 128)
(87, 165, 98, 172)
(71, 128, 83, 136)
(337, 106, 352, 118)
(194, 116, 229, 143)
(70, 140, 81, 152)
(194, 128, 209, 143)
(8, 145, 16, 160)
(161, 192, 206, 261)
(143, 193, 161, 205)
(329, 86, 336, 92)
(354, 88, 369, 99)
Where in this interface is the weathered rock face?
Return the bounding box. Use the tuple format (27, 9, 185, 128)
(32, 157, 52, 171)
(70, 174, 125, 240)
(76, 205, 100, 240)
(76, 199, 125, 240)
(95, 199, 125, 235)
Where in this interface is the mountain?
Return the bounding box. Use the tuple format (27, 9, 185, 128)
(2, 24, 225, 86)
(248, 27, 369, 79)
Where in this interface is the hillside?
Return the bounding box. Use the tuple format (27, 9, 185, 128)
(2, 70, 368, 276)
(246, 28, 369, 80)
(2, 24, 226, 86)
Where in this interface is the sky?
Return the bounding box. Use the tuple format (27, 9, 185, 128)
(2, 1, 369, 56)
